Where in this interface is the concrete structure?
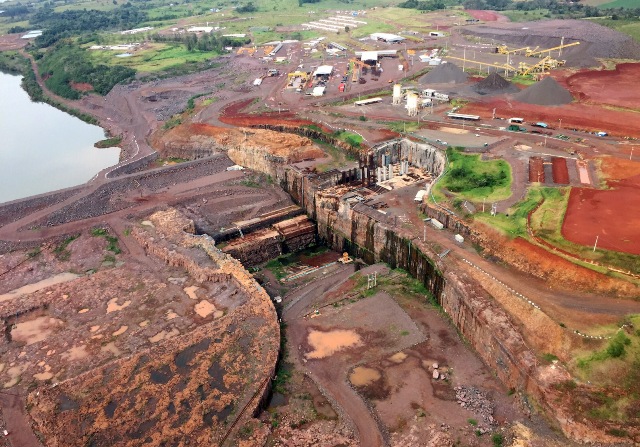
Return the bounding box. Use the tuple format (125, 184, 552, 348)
(392, 84, 402, 105)
(313, 65, 334, 77)
(406, 93, 419, 117)
(370, 32, 405, 43)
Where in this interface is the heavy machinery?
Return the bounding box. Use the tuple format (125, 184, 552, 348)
(445, 55, 517, 76)
(525, 39, 580, 57)
(338, 252, 353, 264)
(495, 44, 531, 55)
(517, 56, 564, 76)
(349, 58, 368, 83)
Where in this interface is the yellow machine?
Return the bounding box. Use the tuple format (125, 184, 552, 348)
(526, 41, 580, 57)
(445, 55, 517, 76)
(349, 58, 368, 83)
(496, 45, 530, 55)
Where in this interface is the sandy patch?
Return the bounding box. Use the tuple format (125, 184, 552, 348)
(149, 328, 180, 343)
(389, 352, 408, 363)
(350, 366, 381, 386)
(112, 325, 128, 336)
(166, 310, 178, 320)
(0, 272, 80, 303)
(439, 126, 469, 134)
(306, 329, 362, 359)
(90, 325, 100, 332)
(78, 308, 89, 314)
(195, 300, 216, 318)
(12, 316, 64, 345)
(62, 345, 88, 361)
(4, 365, 27, 388)
(139, 320, 149, 327)
(34, 364, 53, 381)
(107, 297, 131, 313)
(101, 342, 122, 356)
(184, 286, 200, 300)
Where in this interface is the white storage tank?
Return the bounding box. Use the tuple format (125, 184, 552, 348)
(431, 219, 444, 230)
(454, 234, 464, 243)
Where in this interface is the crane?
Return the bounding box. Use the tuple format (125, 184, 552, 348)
(526, 38, 580, 57)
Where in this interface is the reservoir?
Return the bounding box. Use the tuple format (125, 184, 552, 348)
(0, 72, 120, 204)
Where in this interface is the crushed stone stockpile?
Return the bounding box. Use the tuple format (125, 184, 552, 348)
(461, 19, 640, 67)
(472, 73, 519, 95)
(513, 76, 573, 106)
(421, 62, 469, 84)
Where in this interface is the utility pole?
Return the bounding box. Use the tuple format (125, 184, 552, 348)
(423, 223, 426, 241)
(593, 235, 599, 252)
(631, 146, 634, 161)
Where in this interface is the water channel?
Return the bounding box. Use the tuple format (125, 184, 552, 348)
(0, 71, 120, 204)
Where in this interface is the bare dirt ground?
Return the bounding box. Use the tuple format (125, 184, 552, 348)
(274, 263, 569, 447)
(3, 14, 640, 445)
(562, 156, 640, 255)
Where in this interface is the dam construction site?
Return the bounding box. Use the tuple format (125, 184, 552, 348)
(1, 9, 640, 447)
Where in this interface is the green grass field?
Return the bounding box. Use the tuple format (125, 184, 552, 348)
(591, 19, 640, 42)
(500, 9, 550, 22)
(435, 147, 512, 202)
(599, 0, 640, 7)
(88, 43, 218, 72)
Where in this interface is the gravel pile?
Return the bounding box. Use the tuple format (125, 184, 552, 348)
(421, 62, 469, 84)
(461, 19, 640, 67)
(473, 73, 519, 95)
(455, 385, 496, 431)
(513, 76, 573, 106)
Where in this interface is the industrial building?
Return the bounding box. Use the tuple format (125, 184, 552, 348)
(370, 33, 405, 43)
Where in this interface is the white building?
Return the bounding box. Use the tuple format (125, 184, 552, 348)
(370, 33, 405, 43)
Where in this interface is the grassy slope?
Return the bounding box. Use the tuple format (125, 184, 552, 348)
(88, 43, 218, 72)
(591, 19, 640, 42)
(436, 148, 512, 202)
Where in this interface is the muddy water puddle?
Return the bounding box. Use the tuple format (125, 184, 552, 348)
(194, 300, 222, 318)
(184, 286, 200, 300)
(306, 329, 361, 359)
(0, 272, 80, 302)
(62, 345, 89, 361)
(107, 297, 131, 313)
(350, 366, 381, 386)
(112, 325, 128, 336)
(11, 316, 64, 345)
(149, 328, 180, 343)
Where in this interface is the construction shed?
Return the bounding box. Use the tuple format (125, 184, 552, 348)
(313, 65, 334, 77)
(370, 32, 405, 43)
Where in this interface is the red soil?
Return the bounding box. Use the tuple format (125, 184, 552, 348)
(462, 64, 640, 137)
(551, 157, 569, 184)
(465, 10, 507, 21)
(220, 98, 320, 129)
(461, 99, 640, 138)
(70, 81, 93, 92)
(529, 157, 545, 183)
(562, 157, 640, 255)
(563, 63, 640, 110)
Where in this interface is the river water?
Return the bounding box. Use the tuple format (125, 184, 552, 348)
(0, 72, 120, 204)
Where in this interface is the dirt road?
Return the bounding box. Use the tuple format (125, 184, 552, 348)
(283, 265, 387, 447)
(0, 391, 43, 447)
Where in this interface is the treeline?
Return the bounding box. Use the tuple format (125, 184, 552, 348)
(30, 3, 147, 48)
(38, 43, 135, 99)
(398, 0, 639, 17)
(150, 33, 249, 52)
(0, 52, 98, 124)
(397, 0, 446, 11)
